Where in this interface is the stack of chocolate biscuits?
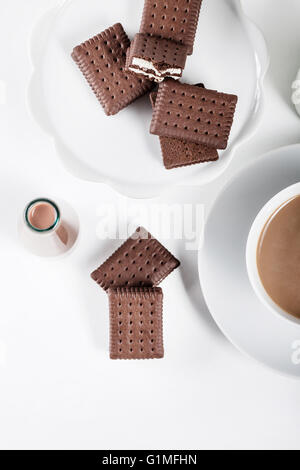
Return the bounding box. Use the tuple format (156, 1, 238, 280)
(91, 227, 180, 360)
(126, 0, 202, 82)
(149, 81, 238, 168)
(71, 0, 238, 169)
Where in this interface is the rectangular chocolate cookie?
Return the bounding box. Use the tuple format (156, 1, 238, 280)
(159, 136, 219, 168)
(91, 227, 180, 291)
(126, 33, 188, 83)
(140, 0, 203, 55)
(150, 80, 238, 149)
(108, 287, 164, 360)
(71, 23, 154, 116)
(150, 90, 218, 169)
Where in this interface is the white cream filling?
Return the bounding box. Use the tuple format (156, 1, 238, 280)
(129, 67, 164, 82)
(132, 58, 181, 77)
(129, 67, 181, 83)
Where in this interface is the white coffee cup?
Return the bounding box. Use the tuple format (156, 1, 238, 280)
(246, 182, 300, 326)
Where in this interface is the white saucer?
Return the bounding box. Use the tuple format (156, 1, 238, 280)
(28, 0, 268, 198)
(199, 144, 300, 378)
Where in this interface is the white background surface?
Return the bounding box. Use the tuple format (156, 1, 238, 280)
(1, 0, 300, 450)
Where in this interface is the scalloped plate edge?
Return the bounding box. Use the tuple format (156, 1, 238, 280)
(27, 0, 270, 199)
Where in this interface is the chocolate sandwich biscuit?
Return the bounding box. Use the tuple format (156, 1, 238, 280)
(108, 287, 164, 360)
(150, 90, 218, 169)
(140, 0, 203, 55)
(150, 80, 238, 149)
(126, 33, 188, 83)
(91, 227, 180, 291)
(72, 23, 154, 116)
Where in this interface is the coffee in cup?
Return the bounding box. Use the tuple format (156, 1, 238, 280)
(246, 183, 300, 325)
(257, 195, 300, 319)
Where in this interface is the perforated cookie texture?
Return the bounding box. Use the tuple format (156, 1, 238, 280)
(91, 227, 180, 291)
(128, 33, 188, 70)
(140, 0, 203, 55)
(150, 80, 238, 149)
(150, 90, 219, 169)
(109, 287, 164, 360)
(72, 23, 154, 116)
